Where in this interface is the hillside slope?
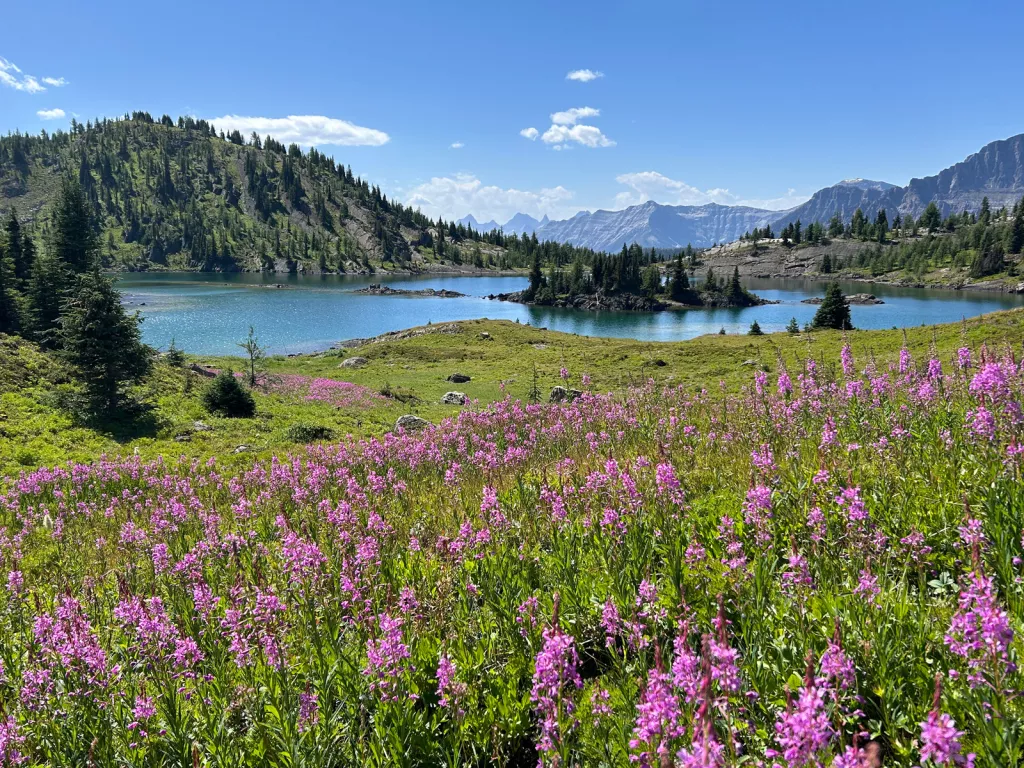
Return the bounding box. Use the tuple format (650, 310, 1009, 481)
(0, 114, 500, 273)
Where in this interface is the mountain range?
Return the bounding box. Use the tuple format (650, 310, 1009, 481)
(463, 133, 1024, 251)
(456, 212, 549, 236)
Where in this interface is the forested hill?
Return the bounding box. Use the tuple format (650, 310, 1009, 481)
(0, 113, 553, 273)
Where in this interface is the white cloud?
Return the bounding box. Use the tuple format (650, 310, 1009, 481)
(542, 123, 614, 148)
(0, 57, 46, 93)
(207, 114, 389, 147)
(405, 173, 575, 223)
(520, 127, 539, 140)
(550, 106, 599, 126)
(614, 171, 808, 211)
(42, 77, 67, 87)
(449, 141, 464, 149)
(566, 69, 603, 82)
(36, 108, 65, 120)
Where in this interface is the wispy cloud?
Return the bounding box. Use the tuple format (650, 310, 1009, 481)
(207, 114, 390, 147)
(449, 141, 464, 149)
(36, 108, 66, 120)
(520, 127, 539, 141)
(0, 57, 43, 93)
(42, 77, 67, 87)
(614, 171, 807, 211)
(550, 106, 599, 126)
(405, 173, 575, 223)
(566, 69, 603, 82)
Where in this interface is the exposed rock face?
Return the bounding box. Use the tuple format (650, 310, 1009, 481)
(339, 356, 368, 368)
(447, 373, 471, 383)
(441, 392, 467, 405)
(549, 386, 583, 403)
(776, 134, 1024, 229)
(395, 414, 430, 431)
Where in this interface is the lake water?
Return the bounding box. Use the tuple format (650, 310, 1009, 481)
(115, 272, 1024, 356)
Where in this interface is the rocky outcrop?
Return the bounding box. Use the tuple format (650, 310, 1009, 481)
(549, 386, 583, 403)
(395, 414, 430, 431)
(802, 293, 884, 305)
(339, 356, 368, 368)
(353, 284, 466, 298)
(490, 290, 668, 312)
(441, 392, 468, 405)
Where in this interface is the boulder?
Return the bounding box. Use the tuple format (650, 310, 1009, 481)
(442, 391, 468, 405)
(479, 332, 492, 340)
(395, 414, 430, 431)
(192, 420, 212, 432)
(549, 386, 583, 403)
(233, 445, 250, 454)
(447, 373, 471, 383)
(188, 363, 217, 378)
(340, 356, 369, 368)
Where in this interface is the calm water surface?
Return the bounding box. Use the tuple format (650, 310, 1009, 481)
(115, 272, 1024, 356)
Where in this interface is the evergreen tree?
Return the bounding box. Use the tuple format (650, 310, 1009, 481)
(747, 320, 764, 336)
(1007, 211, 1024, 255)
(27, 251, 72, 347)
(704, 267, 717, 292)
(50, 175, 99, 273)
(979, 196, 991, 226)
(669, 252, 689, 300)
(820, 253, 832, 274)
(786, 317, 800, 334)
(58, 268, 152, 413)
(811, 282, 853, 330)
(875, 209, 888, 242)
(920, 202, 942, 232)
(728, 266, 743, 299)
(640, 263, 662, 298)
(0, 239, 19, 334)
(526, 251, 544, 300)
(4, 208, 27, 284)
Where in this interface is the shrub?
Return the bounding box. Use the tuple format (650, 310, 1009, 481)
(201, 371, 255, 417)
(285, 423, 335, 443)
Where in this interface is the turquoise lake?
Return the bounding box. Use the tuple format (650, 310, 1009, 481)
(114, 272, 1024, 356)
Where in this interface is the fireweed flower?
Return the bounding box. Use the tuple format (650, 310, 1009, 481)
(773, 682, 834, 767)
(364, 613, 412, 700)
(944, 570, 1015, 686)
(630, 665, 682, 767)
(531, 616, 582, 759)
(298, 688, 319, 732)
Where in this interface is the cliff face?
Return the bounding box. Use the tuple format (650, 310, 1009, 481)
(776, 134, 1024, 229)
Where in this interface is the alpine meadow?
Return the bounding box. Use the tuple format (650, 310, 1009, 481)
(3, 2, 1024, 767)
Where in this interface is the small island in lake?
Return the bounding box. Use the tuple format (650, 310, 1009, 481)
(492, 246, 773, 311)
(354, 284, 467, 298)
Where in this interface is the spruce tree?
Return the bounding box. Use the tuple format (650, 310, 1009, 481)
(27, 252, 72, 347)
(49, 175, 98, 273)
(820, 253, 832, 273)
(811, 282, 854, 330)
(748, 320, 764, 336)
(669, 252, 689, 300)
(0, 241, 19, 335)
(786, 317, 800, 334)
(58, 268, 152, 413)
(729, 266, 743, 299)
(1007, 212, 1024, 255)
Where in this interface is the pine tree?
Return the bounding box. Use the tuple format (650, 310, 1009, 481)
(58, 268, 152, 413)
(1007, 212, 1024, 255)
(729, 266, 743, 299)
(811, 282, 853, 330)
(786, 317, 800, 334)
(821, 253, 832, 274)
(748, 320, 764, 336)
(27, 251, 72, 347)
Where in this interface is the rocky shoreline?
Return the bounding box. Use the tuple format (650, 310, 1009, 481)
(801, 293, 884, 305)
(353, 284, 466, 298)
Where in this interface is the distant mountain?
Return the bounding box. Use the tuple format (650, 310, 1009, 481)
(502, 213, 548, 236)
(514, 133, 1024, 251)
(456, 214, 499, 232)
(774, 133, 1024, 230)
(534, 201, 785, 252)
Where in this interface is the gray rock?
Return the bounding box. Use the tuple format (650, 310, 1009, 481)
(188, 363, 217, 378)
(340, 356, 369, 368)
(192, 420, 212, 432)
(479, 331, 491, 340)
(447, 373, 471, 383)
(395, 414, 430, 431)
(233, 445, 250, 454)
(741, 359, 758, 366)
(441, 391, 468, 405)
(549, 386, 583, 403)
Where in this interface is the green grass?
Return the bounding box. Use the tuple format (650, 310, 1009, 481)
(2, 309, 1024, 476)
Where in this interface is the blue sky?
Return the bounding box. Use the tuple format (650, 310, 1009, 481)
(4, 0, 1024, 225)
